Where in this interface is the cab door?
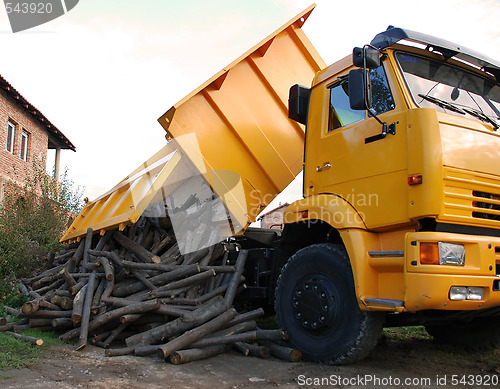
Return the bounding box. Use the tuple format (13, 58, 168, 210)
(305, 64, 410, 229)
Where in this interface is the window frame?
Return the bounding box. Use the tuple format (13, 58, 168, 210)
(20, 129, 29, 161)
(327, 78, 365, 132)
(327, 64, 396, 133)
(6, 121, 15, 153)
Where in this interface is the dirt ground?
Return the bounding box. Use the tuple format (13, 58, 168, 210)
(1, 335, 499, 389)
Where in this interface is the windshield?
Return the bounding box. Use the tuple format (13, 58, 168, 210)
(396, 52, 500, 129)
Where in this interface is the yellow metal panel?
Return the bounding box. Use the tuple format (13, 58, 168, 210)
(61, 144, 181, 242)
(404, 231, 500, 310)
(159, 5, 325, 230)
(62, 6, 325, 243)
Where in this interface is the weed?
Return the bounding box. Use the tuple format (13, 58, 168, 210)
(0, 329, 64, 371)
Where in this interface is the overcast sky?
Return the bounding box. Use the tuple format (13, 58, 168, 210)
(0, 0, 499, 211)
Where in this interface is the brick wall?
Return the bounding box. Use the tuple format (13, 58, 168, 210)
(0, 89, 49, 193)
(260, 203, 288, 229)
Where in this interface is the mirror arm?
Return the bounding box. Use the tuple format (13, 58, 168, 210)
(361, 46, 396, 144)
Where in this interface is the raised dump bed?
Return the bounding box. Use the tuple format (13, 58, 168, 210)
(61, 5, 325, 247)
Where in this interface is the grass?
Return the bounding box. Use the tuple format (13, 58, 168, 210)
(383, 325, 433, 342)
(0, 329, 64, 371)
(381, 325, 499, 370)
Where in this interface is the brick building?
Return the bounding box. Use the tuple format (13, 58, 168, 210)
(0, 74, 75, 201)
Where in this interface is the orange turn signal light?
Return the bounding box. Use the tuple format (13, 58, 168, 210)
(408, 174, 423, 185)
(420, 242, 439, 264)
(301, 210, 309, 218)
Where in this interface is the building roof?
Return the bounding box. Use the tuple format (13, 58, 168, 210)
(0, 74, 75, 151)
(258, 202, 289, 220)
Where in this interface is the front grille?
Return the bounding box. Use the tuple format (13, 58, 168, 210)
(442, 167, 500, 228)
(472, 191, 500, 221)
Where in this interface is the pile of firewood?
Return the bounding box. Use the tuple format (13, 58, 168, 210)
(0, 215, 301, 364)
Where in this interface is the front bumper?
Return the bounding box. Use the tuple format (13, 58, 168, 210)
(404, 231, 500, 311)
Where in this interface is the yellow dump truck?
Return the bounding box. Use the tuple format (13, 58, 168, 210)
(63, 5, 500, 364)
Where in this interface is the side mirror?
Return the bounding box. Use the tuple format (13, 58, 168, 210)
(288, 84, 311, 125)
(352, 46, 380, 69)
(348, 69, 372, 110)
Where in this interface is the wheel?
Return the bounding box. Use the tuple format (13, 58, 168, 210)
(274, 243, 385, 364)
(425, 317, 500, 350)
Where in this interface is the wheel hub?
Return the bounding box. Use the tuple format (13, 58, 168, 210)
(292, 277, 337, 331)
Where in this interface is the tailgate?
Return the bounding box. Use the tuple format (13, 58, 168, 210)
(158, 4, 325, 231)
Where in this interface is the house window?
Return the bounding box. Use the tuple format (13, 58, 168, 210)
(6, 121, 15, 153)
(20, 130, 29, 161)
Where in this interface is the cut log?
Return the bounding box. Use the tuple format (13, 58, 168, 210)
(234, 342, 270, 358)
(189, 329, 287, 348)
(233, 342, 250, 356)
(38, 299, 61, 311)
(105, 346, 135, 357)
(102, 322, 129, 348)
(0, 324, 14, 332)
(91, 279, 106, 314)
(76, 271, 97, 350)
(22, 298, 40, 315)
(69, 280, 85, 295)
(98, 257, 114, 282)
(72, 239, 86, 267)
(51, 295, 73, 310)
(112, 264, 200, 297)
(224, 250, 248, 307)
(259, 341, 302, 362)
(5, 331, 43, 346)
(133, 344, 161, 357)
(95, 230, 113, 251)
(169, 345, 228, 365)
(101, 296, 189, 318)
(29, 310, 73, 318)
(71, 285, 87, 324)
(17, 282, 29, 295)
(125, 296, 228, 347)
(58, 268, 77, 286)
(51, 318, 73, 329)
(226, 308, 265, 327)
(0, 315, 11, 325)
(113, 231, 161, 264)
(82, 228, 94, 273)
(29, 318, 53, 327)
(60, 299, 160, 341)
(148, 269, 215, 298)
(157, 308, 237, 359)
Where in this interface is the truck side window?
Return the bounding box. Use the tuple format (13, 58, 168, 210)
(370, 66, 395, 115)
(328, 66, 395, 132)
(328, 79, 365, 131)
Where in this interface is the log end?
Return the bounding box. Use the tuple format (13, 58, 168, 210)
(290, 350, 302, 362)
(35, 339, 44, 346)
(157, 347, 168, 360)
(169, 352, 181, 365)
(152, 255, 161, 264)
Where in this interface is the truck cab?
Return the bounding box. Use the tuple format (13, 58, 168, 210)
(279, 26, 500, 363)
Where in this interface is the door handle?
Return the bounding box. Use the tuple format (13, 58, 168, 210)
(316, 163, 331, 172)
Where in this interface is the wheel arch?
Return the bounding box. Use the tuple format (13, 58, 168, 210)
(273, 194, 380, 309)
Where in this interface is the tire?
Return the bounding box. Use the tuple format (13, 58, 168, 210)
(274, 243, 385, 364)
(425, 317, 500, 350)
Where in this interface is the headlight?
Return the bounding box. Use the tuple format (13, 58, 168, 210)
(420, 242, 465, 265)
(449, 286, 484, 301)
(449, 286, 467, 300)
(438, 242, 465, 266)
